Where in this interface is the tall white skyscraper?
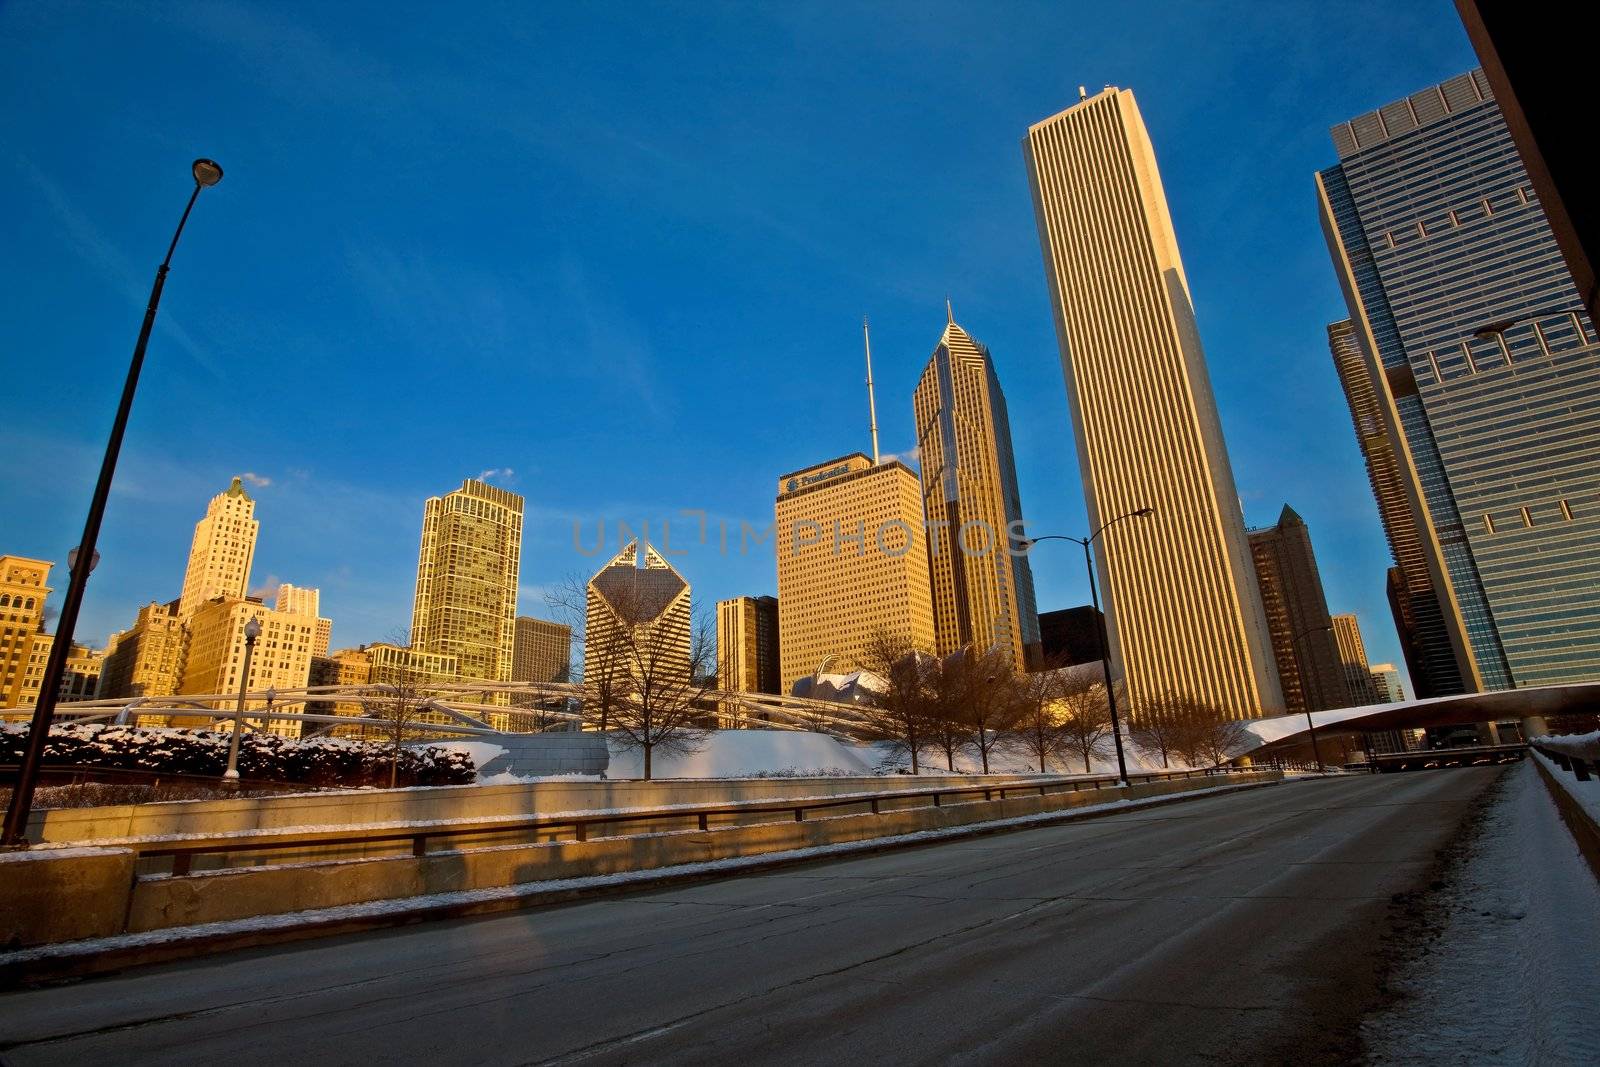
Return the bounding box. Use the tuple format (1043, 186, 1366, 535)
(178, 477, 259, 618)
(1024, 87, 1283, 718)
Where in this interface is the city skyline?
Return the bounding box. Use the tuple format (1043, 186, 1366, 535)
(1, 3, 1490, 689)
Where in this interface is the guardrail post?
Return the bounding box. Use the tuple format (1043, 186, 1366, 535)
(794, 807, 804, 822)
(1575, 760, 1593, 782)
(1554, 752, 1572, 771)
(172, 853, 192, 877)
(697, 812, 710, 831)
(933, 792, 942, 807)
(574, 821, 587, 842)
(412, 836, 426, 858)
(870, 797, 880, 814)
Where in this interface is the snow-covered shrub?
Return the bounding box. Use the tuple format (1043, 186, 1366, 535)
(0, 724, 475, 787)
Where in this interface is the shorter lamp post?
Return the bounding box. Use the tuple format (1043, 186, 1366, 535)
(1289, 623, 1334, 771)
(222, 617, 262, 783)
(1024, 505, 1156, 786)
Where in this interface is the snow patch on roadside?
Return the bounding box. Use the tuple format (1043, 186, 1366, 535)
(1363, 761, 1600, 1065)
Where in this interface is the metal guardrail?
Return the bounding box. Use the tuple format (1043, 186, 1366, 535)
(127, 766, 1261, 876)
(1534, 743, 1600, 782)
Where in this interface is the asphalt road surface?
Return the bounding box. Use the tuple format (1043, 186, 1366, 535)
(0, 769, 1503, 1066)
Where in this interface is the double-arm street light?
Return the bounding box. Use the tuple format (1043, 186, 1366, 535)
(222, 617, 263, 783)
(1, 159, 224, 848)
(1024, 505, 1156, 786)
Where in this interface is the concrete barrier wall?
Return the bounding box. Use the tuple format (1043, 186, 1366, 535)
(0, 847, 135, 947)
(123, 772, 1277, 934)
(28, 772, 1066, 844)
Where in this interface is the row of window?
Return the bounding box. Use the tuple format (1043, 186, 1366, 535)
(1482, 498, 1577, 534)
(1376, 186, 1531, 250)
(0, 595, 38, 610)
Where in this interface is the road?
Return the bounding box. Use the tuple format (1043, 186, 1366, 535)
(0, 769, 1502, 1066)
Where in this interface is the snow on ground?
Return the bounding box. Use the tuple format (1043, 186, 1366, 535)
(604, 730, 877, 779)
(1363, 760, 1600, 1065)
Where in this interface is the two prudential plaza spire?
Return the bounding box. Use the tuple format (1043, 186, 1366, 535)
(1025, 87, 1285, 718)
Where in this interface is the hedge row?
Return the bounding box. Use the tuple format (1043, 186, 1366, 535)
(0, 724, 475, 787)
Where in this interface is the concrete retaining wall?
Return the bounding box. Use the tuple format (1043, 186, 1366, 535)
(27, 771, 1064, 844)
(120, 772, 1270, 935)
(5, 772, 1277, 947)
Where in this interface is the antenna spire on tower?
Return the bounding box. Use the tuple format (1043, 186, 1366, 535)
(863, 316, 881, 464)
(946, 297, 954, 325)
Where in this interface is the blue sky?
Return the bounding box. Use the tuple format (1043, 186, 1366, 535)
(1, 1, 1479, 686)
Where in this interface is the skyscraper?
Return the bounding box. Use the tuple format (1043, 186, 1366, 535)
(1369, 663, 1405, 703)
(1327, 319, 1467, 698)
(1319, 69, 1600, 690)
(411, 478, 524, 685)
(177, 478, 258, 618)
(1024, 87, 1283, 718)
(275, 584, 332, 658)
(912, 309, 1041, 670)
(774, 454, 936, 695)
(179, 596, 319, 736)
(1331, 614, 1381, 706)
(98, 600, 186, 700)
(1247, 506, 1350, 713)
(717, 595, 780, 695)
(0, 556, 52, 708)
(513, 616, 572, 684)
(584, 541, 692, 688)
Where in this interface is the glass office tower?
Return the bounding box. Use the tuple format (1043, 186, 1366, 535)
(1318, 70, 1600, 690)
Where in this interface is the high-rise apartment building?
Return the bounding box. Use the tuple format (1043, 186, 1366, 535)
(513, 616, 572, 684)
(1247, 506, 1351, 713)
(180, 597, 319, 736)
(1024, 87, 1283, 718)
(584, 541, 692, 689)
(411, 478, 524, 685)
(912, 311, 1041, 670)
(0, 556, 52, 708)
(1327, 319, 1466, 698)
(98, 600, 187, 700)
(774, 454, 936, 695)
(1331, 613, 1381, 706)
(178, 478, 259, 618)
(717, 595, 780, 695)
(1370, 663, 1405, 703)
(1319, 69, 1600, 690)
(276, 584, 332, 657)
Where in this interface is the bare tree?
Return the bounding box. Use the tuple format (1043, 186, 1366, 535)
(857, 628, 935, 775)
(546, 573, 626, 733)
(359, 634, 441, 788)
(1129, 690, 1191, 769)
(1179, 701, 1252, 768)
(935, 644, 1021, 775)
(1057, 669, 1115, 774)
(922, 653, 967, 773)
(1014, 662, 1071, 774)
(609, 607, 716, 780)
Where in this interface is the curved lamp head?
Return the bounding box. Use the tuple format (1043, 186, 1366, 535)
(192, 158, 224, 187)
(243, 617, 262, 641)
(1133, 507, 1156, 518)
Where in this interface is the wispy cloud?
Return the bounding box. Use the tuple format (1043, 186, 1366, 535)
(239, 472, 272, 488)
(11, 153, 223, 379)
(249, 574, 283, 603)
(476, 468, 514, 483)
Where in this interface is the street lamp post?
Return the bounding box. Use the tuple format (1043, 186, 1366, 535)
(1024, 506, 1155, 786)
(1, 159, 223, 848)
(223, 617, 262, 783)
(1289, 623, 1334, 771)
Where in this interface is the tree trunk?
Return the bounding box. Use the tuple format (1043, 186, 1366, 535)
(979, 728, 989, 774)
(389, 749, 399, 789)
(908, 726, 919, 775)
(643, 742, 652, 781)
(1083, 751, 1091, 774)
